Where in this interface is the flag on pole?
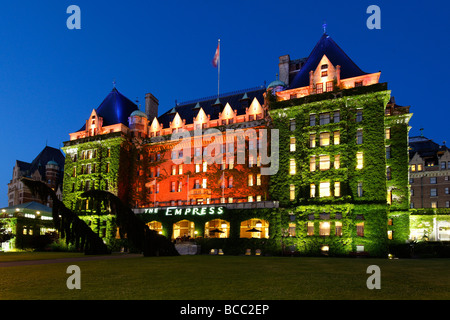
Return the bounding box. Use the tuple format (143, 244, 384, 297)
(212, 41, 220, 68)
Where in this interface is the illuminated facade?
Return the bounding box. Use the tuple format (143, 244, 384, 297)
(61, 33, 414, 256)
(8, 146, 65, 208)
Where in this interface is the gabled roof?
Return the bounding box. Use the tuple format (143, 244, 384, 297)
(78, 88, 138, 131)
(409, 136, 448, 160)
(157, 88, 265, 128)
(289, 33, 368, 89)
(16, 146, 65, 179)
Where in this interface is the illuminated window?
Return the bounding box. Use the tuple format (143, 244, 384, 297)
(334, 131, 340, 145)
(290, 184, 295, 201)
(334, 182, 341, 197)
(335, 221, 342, 236)
(310, 156, 316, 172)
(356, 222, 364, 237)
(290, 137, 296, 152)
(320, 132, 330, 146)
(310, 134, 316, 147)
(319, 222, 330, 236)
(248, 196, 253, 202)
(417, 164, 423, 171)
(171, 165, 176, 175)
(256, 174, 261, 186)
(147, 221, 163, 235)
(385, 128, 391, 139)
(289, 223, 296, 237)
(356, 152, 363, 169)
(307, 222, 314, 236)
(248, 175, 253, 186)
(411, 164, 416, 172)
(228, 197, 233, 203)
(388, 230, 393, 240)
(228, 176, 233, 188)
(319, 181, 331, 197)
(334, 155, 340, 169)
(326, 81, 333, 92)
(202, 178, 207, 189)
(172, 220, 195, 239)
(240, 219, 269, 239)
(171, 181, 176, 192)
(203, 161, 207, 172)
(431, 201, 437, 208)
(316, 83, 323, 94)
(178, 181, 182, 192)
(248, 154, 255, 168)
(195, 164, 200, 173)
(319, 155, 330, 171)
(256, 195, 262, 202)
(205, 219, 229, 238)
(310, 184, 316, 198)
(290, 159, 296, 175)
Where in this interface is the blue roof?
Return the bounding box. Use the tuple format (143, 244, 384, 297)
(78, 88, 138, 131)
(289, 33, 368, 89)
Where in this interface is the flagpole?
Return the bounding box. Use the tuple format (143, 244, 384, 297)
(187, 174, 189, 204)
(217, 39, 220, 99)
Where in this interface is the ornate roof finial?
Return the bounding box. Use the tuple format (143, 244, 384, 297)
(322, 21, 327, 34)
(113, 79, 116, 88)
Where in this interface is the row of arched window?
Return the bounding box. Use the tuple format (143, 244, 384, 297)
(147, 218, 269, 240)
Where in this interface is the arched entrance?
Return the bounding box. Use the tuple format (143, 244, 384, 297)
(240, 219, 269, 239)
(173, 220, 195, 240)
(205, 219, 230, 238)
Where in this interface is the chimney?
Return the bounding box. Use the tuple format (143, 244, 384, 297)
(278, 55, 290, 87)
(145, 93, 159, 122)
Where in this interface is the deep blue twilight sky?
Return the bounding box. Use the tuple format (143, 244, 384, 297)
(0, 1, 449, 206)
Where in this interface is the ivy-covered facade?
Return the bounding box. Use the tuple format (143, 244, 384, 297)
(269, 83, 411, 256)
(58, 32, 417, 257)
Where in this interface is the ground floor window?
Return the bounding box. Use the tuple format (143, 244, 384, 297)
(240, 219, 269, 239)
(147, 221, 163, 234)
(173, 220, 195, 240)
(205, 219, 230, 238)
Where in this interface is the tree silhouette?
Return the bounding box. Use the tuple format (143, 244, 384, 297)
(21, 178, 109, 255)
(82, 189, 179, 257)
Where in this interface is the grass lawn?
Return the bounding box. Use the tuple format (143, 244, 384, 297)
(0, 253, 449, 300)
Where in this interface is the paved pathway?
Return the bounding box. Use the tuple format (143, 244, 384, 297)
(0, 253, 143, 268)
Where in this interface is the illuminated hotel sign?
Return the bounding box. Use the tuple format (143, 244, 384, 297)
(143, 206, 224, 216)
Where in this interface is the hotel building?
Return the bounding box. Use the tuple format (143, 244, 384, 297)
(60, 33, 413, 256)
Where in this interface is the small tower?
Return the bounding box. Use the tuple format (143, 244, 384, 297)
(128, 110, 149, 138)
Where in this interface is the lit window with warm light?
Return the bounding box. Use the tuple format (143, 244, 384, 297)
(356, 152, 363, 169)
(319, 155, 330, 171)
(319, 181, 331, 197)
(290, 159, 296, 175)
(320, 132, 330, 146)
